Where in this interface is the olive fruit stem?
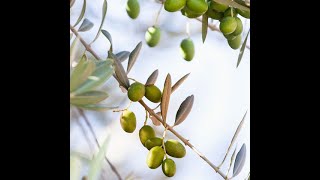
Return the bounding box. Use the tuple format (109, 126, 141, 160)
(154, 3, 164, 26)
(144, 110, 148, 125)
(139, 100, 228, 179)
(186, 20, 190, 38)
(231, 7, 234, 17)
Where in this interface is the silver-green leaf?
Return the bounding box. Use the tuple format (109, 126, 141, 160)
(112, 53, 130, 88)
(237, 30, 250, 68)
(115, 51, 130, 63)
(175, 95, 194, 126)
(145, 69, 159, 86)
(213, 0, 250, 12)
(78, 18, 94, 32)
(161, 74, 172, 124)
(233, 143, 246, 177)
(91, 0, 107, 44)
(73, 0, 86, 27)
(202, 14, 208, 43)
(77, 104, 117, 111)
(127, 42, 142, 74)
(101, 29, 113, 52)
(171, 73, 190, 93)
(70, 91, 108, 105)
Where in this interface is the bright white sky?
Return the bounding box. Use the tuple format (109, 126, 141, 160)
(70, 0, 250, 179)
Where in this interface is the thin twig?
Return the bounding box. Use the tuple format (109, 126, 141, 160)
(71, 26, 227, 179)
(195, 18, 250, 50)
(77, 108, 123, 180)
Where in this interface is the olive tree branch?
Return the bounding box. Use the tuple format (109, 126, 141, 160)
(71, 26, 227, 179)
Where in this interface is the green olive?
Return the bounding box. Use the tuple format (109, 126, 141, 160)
(145, 26, 161, 47)
(180, 38, 195, 61)
(164, 0, 186, 12)
(127, 82, 145, 102)
(186, 0, 208, 15)
(145, 85, 162, 103)
(236, 8, 250, 19)
(126, 0, 140, 19)
(230, 17, 243, 36)
(139, 125, 156, 146)
(146, 146, 165, 169)
(181, 6, 203, 18)
(165, 139, 186, 158)
(219, 16, 237, 35)
(210, 0, 228, 12)
(145, 137, 163, 150)
(120, 110, 136, 133)
(224, 7, 238, 17)
(223, 33, 237, 40)
(227, 35, 242, 50)
(162, 158, 176, 177)
(206, 9, 223, 20)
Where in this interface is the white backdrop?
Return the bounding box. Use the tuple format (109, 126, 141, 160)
(70, 0, 250, 179)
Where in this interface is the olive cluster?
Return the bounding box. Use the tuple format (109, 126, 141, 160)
(119, 82, 186, 177)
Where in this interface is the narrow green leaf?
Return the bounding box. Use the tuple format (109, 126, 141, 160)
(161, 74, 172, 124)
(202, 14, 208, 43)
(111, 53, 130, 88)
(91, 0, 108, 44)
(213, 0, 250, 12)
(233, 143, 246, 177)
(145, 69, 159, 86)
(175, 95, 194, 126)
(73, 0, 87, 27)
(101, 29, 113, 52)
(115, 51, 130, 63)
(88, 136, 111, 180)
(127, 42, 142, 74)
(237, 30, 250, 68)
(78, 18, 94, 32)
(171, 73, 190, 93)
(77, 104, 118, 111)
(70, 91, 108, 105)
(73, 59, 114, 95)
(70, 55, 96, 92)
(70, 36, 80, 65)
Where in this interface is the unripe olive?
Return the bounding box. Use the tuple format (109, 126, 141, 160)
(180, 38, 195, 61)
(236, 8, 250, 19)
(181, 6, 203, 18)
(165, 139, 186, 158)
(146, 146, 165, 169)
(145, 26, 161, 47)
(219, 17, 237, 35)
(126, 0, 140, 19)
(145, 85, 162, 103)
(120, 110, 136, 133)
(231, 17, 243, 36)
(224, 7, 238, 17)
(164, 0, 186, 12)
(186, 0, 208, 15)
(223, 33, 236, 40)
(206, 9, 223, 20)
(139, 125, 156, 146)
(210, 0, 228, 12)
(227, 35, 242, 50)
(127, 82, 145, 102)
(145, 137, 163, 150)
(162, 158, 176, 177)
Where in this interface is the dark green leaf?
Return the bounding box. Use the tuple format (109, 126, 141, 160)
(237, 30, 250, 68)
(78, 18, 94, 32)
(202, 14, 208, 43)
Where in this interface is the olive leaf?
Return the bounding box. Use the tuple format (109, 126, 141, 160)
(233, 143, 246, 177)
(150, 112, 161, 126)
(226, 145, 237, 176)
(237, 30, 250, 68)
(78, 18, 94, 32)
(127, 41, 142, 74)
(90, 0, 107, 44)
(70, 154, 82, 180)
(88, 135, 110, 180)
(70, 37, 80, 65)
(73, 0, 86, 27)
(202, 14, 208, 43)
(101, 29, 113, 52)
(213, 0, 250, 12)
(73, 59, 114, 95)
(175, 95, 194, 126)
(145, 69, 159, 86)
(171, 73, 190, 93)
(218, 111, 247, 167)
(161, 74, 172, 124)
(77, 104, 118, 111)
(70, 91, 109, 105)
(111, 53, 130, 89)
(70, 55, 96, 92)
(115, 51, 130, 63)
(234, 0, 250, 7)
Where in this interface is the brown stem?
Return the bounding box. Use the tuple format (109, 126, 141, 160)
(195, 18, 250, 50)
(77, 108, 123, 180)
(139, 100, 227, 179)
